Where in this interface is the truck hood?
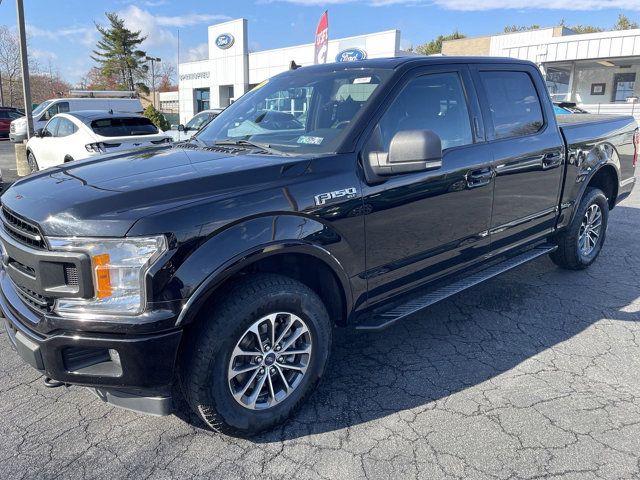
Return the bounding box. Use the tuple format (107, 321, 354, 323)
(1, 145, 311, 237)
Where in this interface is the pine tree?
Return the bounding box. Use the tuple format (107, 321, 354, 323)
(91, 12, 149, 93)
(143, 104, 170, 132)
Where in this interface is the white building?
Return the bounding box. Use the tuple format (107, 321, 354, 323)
(443, 27, 640, 121)
(171, 18, 403, 123)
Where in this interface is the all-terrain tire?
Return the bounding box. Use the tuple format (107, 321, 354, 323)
(550, 187, 609, 270)
(179, 273, 332, 436)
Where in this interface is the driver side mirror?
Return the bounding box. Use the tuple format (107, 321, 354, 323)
(177, 124, 185, 132)
(368, 130, 442, 176)
(34, 128, 44, 138)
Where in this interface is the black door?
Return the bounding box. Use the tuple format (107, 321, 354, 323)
(472, 66, 565, 254)
(361, 67, 494, 305)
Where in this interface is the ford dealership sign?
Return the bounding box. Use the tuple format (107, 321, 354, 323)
(335, 48, 367, 62)
(215, 33, 235, 49)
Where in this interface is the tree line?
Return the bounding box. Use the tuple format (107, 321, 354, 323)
(413, 14, 639, 55)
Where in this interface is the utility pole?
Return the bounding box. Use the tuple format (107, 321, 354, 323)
(0, 71, 4, 107)
(145, 56, 161, 108)
(16, 0, 33, 138)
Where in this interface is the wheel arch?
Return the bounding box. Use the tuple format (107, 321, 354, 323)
(172, 214, 355, 329)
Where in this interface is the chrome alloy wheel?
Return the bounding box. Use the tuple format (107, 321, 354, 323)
(227, 312, 312, 410)
(578, 204, 603, 256)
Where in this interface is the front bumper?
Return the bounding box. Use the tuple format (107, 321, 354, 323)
(9, 132, 26, 143)
(0, 269, 183, 413)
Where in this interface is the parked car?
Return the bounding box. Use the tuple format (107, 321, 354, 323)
(10, 95, 143, 143)
(0, 57, 637, 436)
(0, 108, 24, 138)
(25, 111, 172, 171)
(553, 101, 589, 115)
(168, 108, 224, 141)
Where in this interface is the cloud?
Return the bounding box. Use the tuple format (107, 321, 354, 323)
(30, 49, 58, 61)
(27, 24, 96, 46)
(186, 43, 208, 61)
(117, 6, 230, 49)
(266, 0, 640, 9)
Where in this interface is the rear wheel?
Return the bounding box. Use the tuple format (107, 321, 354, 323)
(550, 187, 609, 270)
(180, 273, 332, 436)
(27, 152, 38, 173)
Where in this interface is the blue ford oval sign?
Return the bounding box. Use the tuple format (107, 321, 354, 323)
(215, 33, 234, 49)
(335, 48, 367, 62)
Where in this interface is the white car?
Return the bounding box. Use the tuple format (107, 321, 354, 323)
(26, 111, 172, 172)
(10, 95, 143, 143)
(167, 109, 223, 142)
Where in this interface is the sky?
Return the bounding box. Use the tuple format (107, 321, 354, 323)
(1, 0, 639, 85)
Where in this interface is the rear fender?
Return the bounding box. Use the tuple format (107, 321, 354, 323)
(559, 142, 620, 229)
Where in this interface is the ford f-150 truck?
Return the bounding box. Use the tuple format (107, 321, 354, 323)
(0, 57, 638, 435)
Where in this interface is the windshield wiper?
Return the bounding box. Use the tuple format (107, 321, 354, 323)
(189, 136, 208, 148)
(214, 139, 289, 156)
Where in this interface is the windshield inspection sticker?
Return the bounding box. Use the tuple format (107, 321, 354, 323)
(353, 77, 372, 84)
(297, 135, 324, 145)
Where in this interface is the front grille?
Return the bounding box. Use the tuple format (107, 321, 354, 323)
(1, 206, 46, 249)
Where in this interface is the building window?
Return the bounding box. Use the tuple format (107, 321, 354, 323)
(613, 73, 636, 103)
(545, 64, 572, 101)
(195, 88, 210, 112)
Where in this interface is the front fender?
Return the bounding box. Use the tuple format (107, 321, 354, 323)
(159, 214, 355, 326)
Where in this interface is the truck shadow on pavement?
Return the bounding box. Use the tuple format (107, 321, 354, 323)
(173, 204, 640, 441)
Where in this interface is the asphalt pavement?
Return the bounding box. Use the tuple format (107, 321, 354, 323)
(1, 181, 640, 479)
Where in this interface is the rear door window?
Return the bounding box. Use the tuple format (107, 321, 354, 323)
(479, 71, 544, 139)
(91, 117, 159, 137)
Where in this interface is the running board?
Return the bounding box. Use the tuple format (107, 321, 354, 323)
(356, 245, 557, 331)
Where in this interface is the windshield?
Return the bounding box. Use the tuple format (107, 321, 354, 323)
(196, 68, 391, 154)
(32, 100, 53, 117)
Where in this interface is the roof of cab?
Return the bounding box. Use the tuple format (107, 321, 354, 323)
(282, 55, 536, 74)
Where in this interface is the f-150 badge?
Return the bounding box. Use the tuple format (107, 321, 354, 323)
(314, 187, 358, 206)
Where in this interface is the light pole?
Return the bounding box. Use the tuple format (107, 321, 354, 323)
(145, 56, 161, 108)
(16, 0, 33, 138)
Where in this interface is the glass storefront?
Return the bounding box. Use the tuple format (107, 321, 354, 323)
(545, 64, 572, 101)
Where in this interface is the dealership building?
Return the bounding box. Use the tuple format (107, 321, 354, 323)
(443, 26, 640, 120)
(172, 18, 403, 123)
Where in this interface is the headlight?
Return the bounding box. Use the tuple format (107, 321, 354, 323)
(47, 236, 167, 316)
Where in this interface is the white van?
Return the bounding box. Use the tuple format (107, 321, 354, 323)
(9, 95, 143, 142)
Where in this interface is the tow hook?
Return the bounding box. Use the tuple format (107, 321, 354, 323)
(43, 377, 67, 388)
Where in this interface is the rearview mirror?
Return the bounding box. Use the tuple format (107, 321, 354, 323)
(177, 124, 185, 132)
(368, 130, 442, 176)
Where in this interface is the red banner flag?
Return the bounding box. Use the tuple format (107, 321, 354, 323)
(314, 11, 329, 65)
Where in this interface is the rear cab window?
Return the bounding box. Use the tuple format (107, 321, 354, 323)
(478, 70, 544, 139)
(91, 117, 159, 137)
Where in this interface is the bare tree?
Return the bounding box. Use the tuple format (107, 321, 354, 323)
(0, 26, 22, 107)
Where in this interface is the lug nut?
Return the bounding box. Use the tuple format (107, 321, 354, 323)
(255, 356, 263, 363)
(259, 367, 265, 375)
(278, 356, 285, 363)
(275, 345, 281, 351)
(270, 367, 276, 375)
(264, 344, 271, 351)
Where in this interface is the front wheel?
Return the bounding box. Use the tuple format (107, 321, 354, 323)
(550, 187, 609, 270)
(180, 273, 332, 436)
(27, 152, 39, 173)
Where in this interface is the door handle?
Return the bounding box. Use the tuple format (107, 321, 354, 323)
(466, 167, 494, 189)
(542, 151, 563, 170)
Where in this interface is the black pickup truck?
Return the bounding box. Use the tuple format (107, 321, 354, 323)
(0, 57, 638, 435)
